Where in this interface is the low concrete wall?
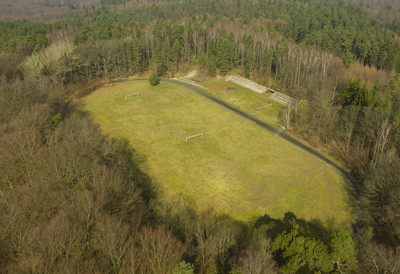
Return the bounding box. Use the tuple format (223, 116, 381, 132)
(227, 74, 297, 106)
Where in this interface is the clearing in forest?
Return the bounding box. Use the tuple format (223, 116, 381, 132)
(83, 80, 351, 226)
(200, 78, 283, 127)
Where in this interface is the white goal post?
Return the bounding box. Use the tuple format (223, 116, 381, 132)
(125, 93, 140, 100)
(186, 133, 203, 142)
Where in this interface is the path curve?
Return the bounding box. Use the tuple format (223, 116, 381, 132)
(113, 78, 348, 178)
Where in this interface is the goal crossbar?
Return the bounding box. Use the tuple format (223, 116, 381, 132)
(186, 133, 203, 142)
(125, 93, 140, 100)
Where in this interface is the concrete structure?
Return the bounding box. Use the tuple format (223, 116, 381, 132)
(226, 75, 268, 94)
(227, 74, 297, 106)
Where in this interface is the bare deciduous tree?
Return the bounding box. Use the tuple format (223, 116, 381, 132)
(195, 211, 239, 273)
(361, 151, 400, 245)
(372, 117, 391, 167)
(21, 41, 79, 86)
(361, 243, 400, 274)
(238, 229, 277, 274)
(139, 226, 185, 274)
(94, 215, 133, 272)
(239, 248, 277, 274)
(340, 105, 360, 156)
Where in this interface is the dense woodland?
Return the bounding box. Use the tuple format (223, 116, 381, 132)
(346, 0, 400, 35)
(1, 0, 400, 273)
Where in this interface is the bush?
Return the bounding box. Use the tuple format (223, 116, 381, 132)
(173, 261, 194, 274)
(149, 73, 160, 86)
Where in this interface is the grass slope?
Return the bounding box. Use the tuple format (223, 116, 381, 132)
(200, 78, 344, 167)
(201, 78, 283, 128)
(83, 80, 351, 225)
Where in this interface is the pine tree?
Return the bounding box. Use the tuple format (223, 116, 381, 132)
(149, 73, 160, 86)
(341, 79, 378, 107)
(392, 109, 400, 141)
(132, 40, 143, 74)
(207, 56, 217, 77)
(272, 230, 333, 274)
(330, 230, 358, 272)
(172, 262, 194, 274)
(342, 49, 354, 68)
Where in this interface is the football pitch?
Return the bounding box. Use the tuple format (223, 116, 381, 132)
(83, 80, 351, 225)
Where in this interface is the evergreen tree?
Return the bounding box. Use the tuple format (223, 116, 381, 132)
(217, 36, 234, 76)
(207, 56, 217, 77)
(330, 230, 358, 272)
(342, 49, 354, 68)
(198, 52, 208, 75)
(392, 109, 400, 141)
(172, 262, 194, 274)
(132, 40, 143, 74)
(149, 73, 160, 86)
(272, 230, 332, 274)
(341, 79, 378, 107)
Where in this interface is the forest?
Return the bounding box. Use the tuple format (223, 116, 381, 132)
(1, 0, 400, 273)
(345, 0, 400, 34)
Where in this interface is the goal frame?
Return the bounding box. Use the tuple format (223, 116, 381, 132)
(186, 133, 203, 142)
(125, 93, 140, 100)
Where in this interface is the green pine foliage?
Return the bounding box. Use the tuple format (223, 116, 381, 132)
(341, 79, 380, 107)
(2, 0, 400, 73)
(207, 56, 217, 77)
(392, 110, 400, 141)
(172, 262, 195, 274)
(272, 230, 358, 273)
(2, 1, 400, 273)
(0, 21, 51, 55)
(330, 230, 358, 272)
(149, 73, 160, 86)
(272, 230, 332, 273)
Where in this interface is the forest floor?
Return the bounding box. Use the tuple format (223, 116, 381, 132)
(82, 79, 352, 226)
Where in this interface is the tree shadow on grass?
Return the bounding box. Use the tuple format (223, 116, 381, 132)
(72, 104, 159, 206)
(254, 212, 333, 242)
(112, 138, 158, 204)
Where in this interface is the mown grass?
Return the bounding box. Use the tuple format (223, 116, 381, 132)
(200, 78, 283, 128)
(200, 78, 345, 168)
(83, 80, 352, 226)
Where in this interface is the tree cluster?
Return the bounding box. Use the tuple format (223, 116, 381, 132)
(0, 37, 363, 274)
(3, 0, 400, 74)
(1, 0, 400, 272)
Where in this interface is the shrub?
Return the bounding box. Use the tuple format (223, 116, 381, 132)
(149, 73, 160, 86)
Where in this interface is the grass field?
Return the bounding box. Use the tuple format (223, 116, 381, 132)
(83, 80, 352, 225)
(200, 78, 344, 167)
(201, 78, 283, 128)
